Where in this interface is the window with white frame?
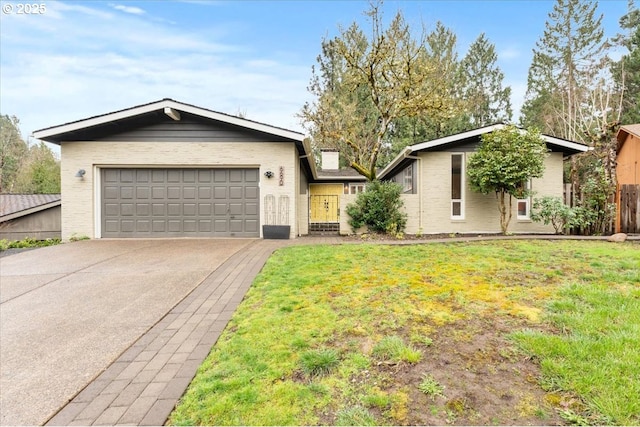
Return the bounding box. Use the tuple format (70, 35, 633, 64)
(517, 180, 531, 220)
(451, 154, 464, 219)
(403, 164, 413, 193)
(346, 183, 365, 195)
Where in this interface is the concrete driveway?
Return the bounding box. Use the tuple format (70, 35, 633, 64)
(0, 239, 253, 426)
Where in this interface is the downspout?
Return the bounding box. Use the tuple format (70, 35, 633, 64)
(404, 154, 423, 230)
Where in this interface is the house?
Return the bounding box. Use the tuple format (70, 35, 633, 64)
(33, 99, 315, 240)
(615, 124, 640, 233)
(0, 194, 61, 240)
(32, 100, 586, 240)
(376, 124, 588, 235)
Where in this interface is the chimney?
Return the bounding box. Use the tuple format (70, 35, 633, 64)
(321, 149, 339, 170)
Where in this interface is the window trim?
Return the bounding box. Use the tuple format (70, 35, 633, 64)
(451, 153, 465, 220)
(402, 164, 413, 193)
(517, 180, 532, 220)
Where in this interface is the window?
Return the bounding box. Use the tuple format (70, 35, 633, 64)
(345, 183, 365, 195)
(517, 180, 531, 220)
(451, 154, 464, 219)
(403, 164, 413, 193)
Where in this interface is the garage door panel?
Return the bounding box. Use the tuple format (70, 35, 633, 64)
(245, 203, 258, 216)
(245, 219, 258, 232)
(136, 187, 150, 199)
(183, 187, 196, 199)
(121, 204, 134, 216)
(167, 204, 181, 216)
(104, 187, 119, 199)
(214, 187, 226, 199)
(229, 203, 243, 215)
(214, 220, 227, 232)
(245, 186, 258, 199)
(102, 168, 259, 238)
(184, 204, 196, 216)
(184, 220, 197, 232)
(167, 187, 181, 199)
(229, 187, 243, 199)
(198, 187, 212, 199)
(152, 204, 165, 216)
(120, 170, 134, 182)
(214, 203, 227, 215)
(121, 220, 134, 232)
(199, 220, 212, 232)
(152, 187, 165, 199)
(120, 187, 134, 199)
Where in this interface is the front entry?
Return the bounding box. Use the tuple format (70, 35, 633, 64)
(309, 184, 343, 234)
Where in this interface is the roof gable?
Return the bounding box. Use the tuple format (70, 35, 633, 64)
(379, 124, 589, 179)
(32, 98, 304, 144)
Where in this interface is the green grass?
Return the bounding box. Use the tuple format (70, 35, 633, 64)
(169, 240, 640, 426)
(371, 335, 421, 363)
(299, 348, 340, 377)
(512, 281, 640, 425)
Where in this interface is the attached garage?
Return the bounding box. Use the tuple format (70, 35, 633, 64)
(101, 168, 259, 238)
(33, 99, 315, 240)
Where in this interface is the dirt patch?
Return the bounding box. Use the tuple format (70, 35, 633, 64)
(325, 315, 572, 426)
(399, 317, 565, 425)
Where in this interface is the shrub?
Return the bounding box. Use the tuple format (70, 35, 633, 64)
(346, 181, 407, 234)
(531, 196, 576, 234)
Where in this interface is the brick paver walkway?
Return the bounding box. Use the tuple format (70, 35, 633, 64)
(44, 234, 637, 425)
(45, 239, 287, 426)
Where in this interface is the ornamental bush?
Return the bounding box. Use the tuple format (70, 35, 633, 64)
(346, 181, 407, 234)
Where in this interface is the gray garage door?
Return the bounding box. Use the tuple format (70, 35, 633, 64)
(101, 168, 259, 238)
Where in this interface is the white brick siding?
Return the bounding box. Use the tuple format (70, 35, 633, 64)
(61, 141, 299, 240)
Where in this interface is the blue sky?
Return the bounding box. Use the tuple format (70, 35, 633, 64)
(0, 0, 631, 148)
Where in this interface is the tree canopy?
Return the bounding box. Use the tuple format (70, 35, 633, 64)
(467, 125, 547, 234)
(0, 114, 60, 194)
(300, 3, 460, 180)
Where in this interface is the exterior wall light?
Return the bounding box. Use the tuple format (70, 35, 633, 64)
(264, 171, 274, 178)
(75, 169, 86, 179)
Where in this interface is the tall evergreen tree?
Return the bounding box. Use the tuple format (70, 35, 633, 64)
(612, 0, 640, 124)
(0, 115, 28, 193)
(521, 0, 605, 142)
(460, 33, 513, 127)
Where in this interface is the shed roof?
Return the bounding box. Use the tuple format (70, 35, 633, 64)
(616, 124, 640, 152)
(0, 194, 61, 222)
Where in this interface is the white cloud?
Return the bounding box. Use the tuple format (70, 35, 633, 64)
(499, 47, 521, 61)
(0, 0, 311, 148)
(110, 3, 146, 15)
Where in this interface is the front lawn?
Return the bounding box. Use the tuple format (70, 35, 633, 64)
(169, 240, 639, 426)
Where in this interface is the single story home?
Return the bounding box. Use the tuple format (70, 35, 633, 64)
(32, 99, 587, 240)
(615, 124, 640, 233)
(0, 194, 61, 240)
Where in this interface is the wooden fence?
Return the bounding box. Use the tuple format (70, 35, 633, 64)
(619, 184, 640, 234)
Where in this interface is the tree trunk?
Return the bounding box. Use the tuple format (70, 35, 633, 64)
(498, 190, 512, 234)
